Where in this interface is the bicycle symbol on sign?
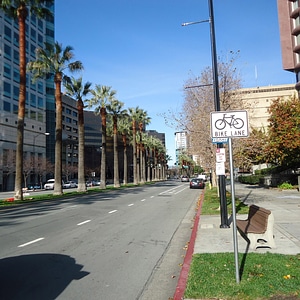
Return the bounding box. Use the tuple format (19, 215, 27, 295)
(215, 113, 244, 130)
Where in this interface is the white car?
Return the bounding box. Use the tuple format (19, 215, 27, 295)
(44, 179, 55, 190)
(63, 181, 77, 189)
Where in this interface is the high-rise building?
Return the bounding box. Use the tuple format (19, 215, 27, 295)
(277, 0, 299, 89)
(174, 131, 188, 165)
(0, 4, 55, 191)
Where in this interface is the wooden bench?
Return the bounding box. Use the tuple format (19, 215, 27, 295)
(236, 204, 276, 250)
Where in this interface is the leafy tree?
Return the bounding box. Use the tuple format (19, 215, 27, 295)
(0, 0, 53, 200)
(27, 42, 83, 195)
(163, 51, 243, 186)
(23, 155, 34, 189)
(87, 85, 117, 189)
(266, 95, 300, 169)
(64, 76, 92, 192)
(35, 157, 54, 188)
(233, 128, 267, 171)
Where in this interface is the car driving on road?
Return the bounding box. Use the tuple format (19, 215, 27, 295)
(181, 175, 189, 182)
(190, 178, 205, 189)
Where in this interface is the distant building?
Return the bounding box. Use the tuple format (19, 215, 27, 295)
(146, 130, 165, 147)
(239, 84, 297, 130)
(174, 131, 188, 165)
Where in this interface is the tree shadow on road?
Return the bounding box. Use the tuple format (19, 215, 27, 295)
(0, 253, 89, 300)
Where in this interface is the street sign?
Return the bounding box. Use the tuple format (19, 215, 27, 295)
(216, 162, 225, 175)
(210, 110, 249, 138)
(212, 137, 229, 144)
(216, 148, 226, 162)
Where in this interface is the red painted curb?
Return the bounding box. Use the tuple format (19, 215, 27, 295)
(173, 190, 204, 300)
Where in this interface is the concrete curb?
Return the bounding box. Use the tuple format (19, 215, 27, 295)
(173, 190, 204, 300)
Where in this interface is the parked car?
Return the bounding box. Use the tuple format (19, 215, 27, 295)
(44, 179, 55, 190)
(27, 184, 41, 191)
(86, 180, 101, 187)
(190, 178, 205, 189)
(181, 175, 189, 182)
(197, 174, 207, 181)
(63, 181, 77, 189)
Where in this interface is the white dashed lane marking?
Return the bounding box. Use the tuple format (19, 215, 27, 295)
(18, 237, 44, 248)
(77, 220, 91, 226)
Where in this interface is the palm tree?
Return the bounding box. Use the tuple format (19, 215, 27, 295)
(0, 0, 53, 200)
(64, 76, 92, 192)
(118, 116, 131, 185)
(87, 85, 117, 189)
(27, 42, 83, 195)
(137, 109, 151, 184)
(107, 99, 127, 188)
(142, 133, 153, 182)
(128, 107, 143, 185)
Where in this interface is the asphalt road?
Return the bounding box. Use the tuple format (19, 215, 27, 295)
(0, 180, 201, 300)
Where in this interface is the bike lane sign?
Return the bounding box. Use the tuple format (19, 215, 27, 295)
(210, 110, 249, 138)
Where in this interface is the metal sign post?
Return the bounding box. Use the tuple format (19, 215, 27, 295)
(228, 137, 240, 283)
(210, 109, 249, 284)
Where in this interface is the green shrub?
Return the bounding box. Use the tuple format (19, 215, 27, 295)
(278, 182, 294, 189)
(238, 175, 262, 185)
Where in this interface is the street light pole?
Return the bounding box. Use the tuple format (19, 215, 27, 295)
(208, 0, 229, 228)
(182, 0, 229, 228)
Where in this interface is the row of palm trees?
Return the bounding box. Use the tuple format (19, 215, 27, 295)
(0, 1, 167, 200)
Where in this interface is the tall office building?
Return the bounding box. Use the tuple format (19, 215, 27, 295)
(174, 131, 188, 165)
(277, 0, 299, 89)
(0, 3, 55, 191)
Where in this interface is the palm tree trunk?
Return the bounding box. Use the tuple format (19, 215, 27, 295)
(77, 99, 86, 192)
(132, 122, 137, 185)
(122, 134, 128, 185)
(100, 107, 107, 189)
(113, 116, 120, 188)
(53, 75, 63, 195)
(14, 6, 27, 200)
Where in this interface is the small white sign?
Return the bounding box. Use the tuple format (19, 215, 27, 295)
(211, 110, 249, 138)
(216, 162, 225, 175)
(216, 148, 226, 162)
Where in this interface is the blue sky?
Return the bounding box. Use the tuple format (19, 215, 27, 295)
(55, 1, 294, 165)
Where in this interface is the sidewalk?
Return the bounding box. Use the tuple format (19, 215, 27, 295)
(194, 182, 300, 255)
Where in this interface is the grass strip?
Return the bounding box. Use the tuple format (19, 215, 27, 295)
(184, 185, 300, 300)
(201, 186, 249, 215)
(185, 252, 300, 299)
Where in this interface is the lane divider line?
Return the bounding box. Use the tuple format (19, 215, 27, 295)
(141, 199, 146, 202)
(18, 237, 44, 248)
(77, 220, 91, 226)
(128, 204, 134, 207)
(108, 210, 118, 214)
